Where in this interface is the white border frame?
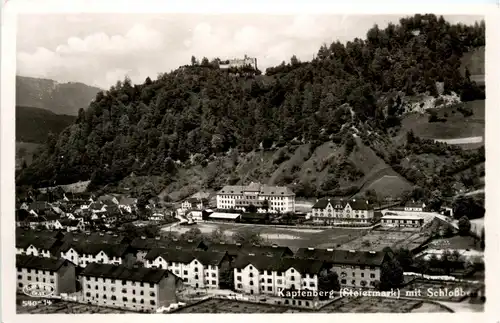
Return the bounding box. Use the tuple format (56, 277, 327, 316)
(2, 1, 499, 323)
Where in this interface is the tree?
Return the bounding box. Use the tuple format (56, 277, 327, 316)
(458, 216, 471, 236)
(181, 227, 202, 241)
(245, 204, 258, 213)
(191, 55, 197, 66)
(219, 268, 234, 290)
(394, 248, 413, 271)
(379, 251, 404, 290)
(210, 228, 228, 243)
(233, 231, 264, 245)
(318, 270, 340, 298)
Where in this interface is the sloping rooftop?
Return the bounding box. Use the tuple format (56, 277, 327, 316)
(295, 248, 386, 266)
(218, 182, 295, 196)
(80, 263, 172, 284)
(16, 254, 70, 271)
(145, 248, 228, 266)
(312, 198, 373, 210)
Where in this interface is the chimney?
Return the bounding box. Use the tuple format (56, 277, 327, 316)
(307, 247, 314, 250)
(141, 236, 146, 240)
(326, 248, 334, 252)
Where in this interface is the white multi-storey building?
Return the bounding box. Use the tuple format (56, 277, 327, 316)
(144, 249, 230, 289)
(380, 214, 425, 229)
(16, 255, 77, 295)
(80, 263, 183, 312)
(404, 201, 426, 212)
(232, 255, 325, 296)
(295, 248, 388, 289)
(311, 198, 374, 225)
(217, 182, 295, 213)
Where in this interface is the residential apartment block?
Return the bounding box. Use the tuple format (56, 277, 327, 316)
(295, 248, 387, 289)
(16, 255, 77, 295)
(80, 263, 183, 312)
(217, 182, 295, 213)
(232, 255, 326, 296)
(144, 249, 230, 289)
(311, 198, 374, 225)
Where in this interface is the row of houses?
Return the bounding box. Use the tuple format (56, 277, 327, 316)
(16, 229, 389, 311)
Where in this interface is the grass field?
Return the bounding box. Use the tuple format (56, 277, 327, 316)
(163, 222, 368, 251)
(401, 100, 484, 142)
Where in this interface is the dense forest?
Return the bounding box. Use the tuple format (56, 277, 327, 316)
(17, 14, 485, 197)
(16, 106, 76, 143)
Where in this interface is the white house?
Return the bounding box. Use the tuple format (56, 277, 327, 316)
(217, 182, 295, 213)
(404, 201, 426, 212)
(311, 198, 374, 226)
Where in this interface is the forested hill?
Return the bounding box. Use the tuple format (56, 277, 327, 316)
(16, 106, 76, 144)
(17, 14, 485, 198)
(16, 76, 101, 116)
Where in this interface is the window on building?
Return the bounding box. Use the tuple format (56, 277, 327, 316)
(361, 273, 364, 278)
(212, 281, 216, 285)
(370, 274, 375, 279)
(267, 286, 272, 291)
(111, 296, 116, 301)
(249, 273, 253, 278)
(140, 282, 144, 287)
(122, 280, 126, 285)
(352, 273, 356, 277)
(123, 297, 128, 302)
(237, 284, 242, 288)
(140, 299, 144, 304)
(183, 270, 188, 275)
(236, 276, 242, 282)
(122, 288, 127, 293)
(111, 287, 116, 292)
(27, 276, 31, 281)
(132, 298, 137, 303)
(250, 281, 254, 286)
(18, 283, 23, 288)
(86, 292, 91, 297)
(132, 290, 136, 295)
(150, 300, 156, 306)
(194, 267, 198, 272)
(291, 276, 295, 281)
(341, 279, 346, 284)
(150, 292, 155, 297)
(351, 280, 356, 285)
(17, 275, 21, 279)
(103, 295, 107, 299)
(277, 279, 282, 285)
(211, 273, 216, 278)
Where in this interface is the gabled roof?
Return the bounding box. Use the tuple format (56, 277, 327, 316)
(16, 235, 63, 252)
(240, 244, 293, 257)
(81, 263, 175, 284)
(119, 197, 137, 205)
(130, 237, 205, 251)
(218, 182, 295, 196)
(89, 202, 106, 210)
(312, 198, 373, 210)
(232, 254, 282, 271)
(60, 241, 129, 257)
(17, 255, 72, 271)
(29, 201, 51, 211)
(280, 257, 326, 275)
(59, 219, 82, 227)
(405, 201, 425, 208)
(295, 248, 386, 266)
(146, 248, 226, 265)
(62, 232, 129, 245)
(207, 243, 243, 256)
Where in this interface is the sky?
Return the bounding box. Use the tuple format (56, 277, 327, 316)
(16, 14, 484, 89)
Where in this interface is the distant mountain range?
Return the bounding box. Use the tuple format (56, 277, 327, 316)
(16, 106, 76, 144)
(16, 75, 101, 116)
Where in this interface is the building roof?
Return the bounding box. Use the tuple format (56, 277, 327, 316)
(280, 257, 326, 275)
(62, 232, 129, 245)
(312, 198, 373, 210)
(207, 243, 243, 256)
(16, 235, 63, 253)
(295, 248, 387, 267)
(209, 213, 241, 220)
(16, 209, 31, 222)
(240, 244, 293, 257)
(232, 254, 325, 274)
(16, 254, 71, 271)
(145, 248, 227, 266)
(381, 214, 425, 220)
(60, 241, 129, 257)
(218, 182, 295, 196)
(59, 219, 82, 227)
(29, 201, 51, 210)
(119, 197, 137, 205)
(405, 201, 425, 208)
(80, 263, 173, 284)
(130, 237, 205, 251)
